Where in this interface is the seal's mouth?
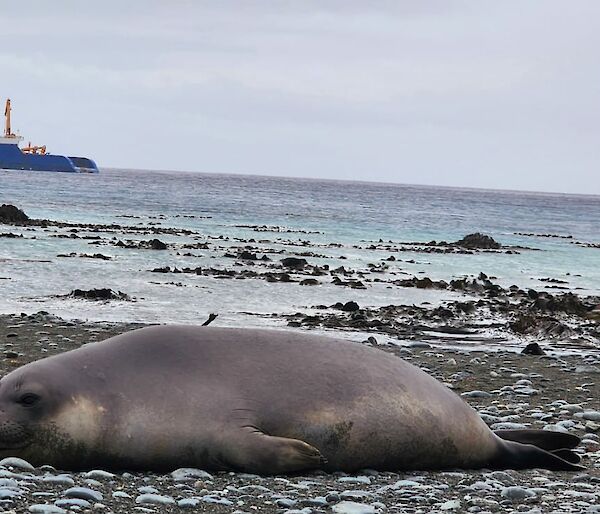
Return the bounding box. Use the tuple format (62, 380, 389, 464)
(0, 421, 33, 450)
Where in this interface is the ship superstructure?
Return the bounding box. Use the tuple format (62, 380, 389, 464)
(0, 99, 99, 173)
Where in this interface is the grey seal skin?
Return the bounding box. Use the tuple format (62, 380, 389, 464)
(0, 326, 583, 473)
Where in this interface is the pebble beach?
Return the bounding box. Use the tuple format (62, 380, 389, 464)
(0, 312, 598, 513)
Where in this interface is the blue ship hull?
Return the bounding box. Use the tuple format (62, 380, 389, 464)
(0, 142, 99, 173)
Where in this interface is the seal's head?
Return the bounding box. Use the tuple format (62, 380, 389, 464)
(0, 364, 69, 462)
(0, 368, 56, 455)
(0, 358, 114, 469)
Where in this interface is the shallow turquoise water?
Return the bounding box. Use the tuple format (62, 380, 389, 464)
(1, 168, 599, 329)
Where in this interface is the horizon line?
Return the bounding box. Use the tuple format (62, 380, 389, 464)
(99, 166, 600, 199)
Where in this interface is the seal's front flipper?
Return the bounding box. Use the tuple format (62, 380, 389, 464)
(494, 429, 580, 451)
(221, 429, 326, 474)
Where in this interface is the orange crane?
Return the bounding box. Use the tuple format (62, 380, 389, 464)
(4, 98, 14, 138)
(4, 98, 47, 153)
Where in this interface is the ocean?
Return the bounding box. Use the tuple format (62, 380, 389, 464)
(1, 168, 599, 336)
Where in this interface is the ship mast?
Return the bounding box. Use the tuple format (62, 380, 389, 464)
(4, 98, 13, 138)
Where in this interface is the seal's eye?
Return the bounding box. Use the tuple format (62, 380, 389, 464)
(17, 393, 40, 407)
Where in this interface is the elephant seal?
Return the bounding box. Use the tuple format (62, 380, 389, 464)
(0, 326, 582, 472)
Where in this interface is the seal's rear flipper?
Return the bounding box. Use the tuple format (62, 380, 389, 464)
(494, 429, 580, 451)
(550, 448, 581, 464)
(496, 439, 584, 471)
(221, 429, 326, 474)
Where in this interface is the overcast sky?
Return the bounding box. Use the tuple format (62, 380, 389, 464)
(1, 2, 598, 193)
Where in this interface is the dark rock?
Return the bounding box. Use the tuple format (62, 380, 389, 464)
(396, 277, 448, 289)
(509, 314, 537, 333)
(0, 204, 29, 224)
(280, 257, 308, 270)
(238, 251, 258, 260)
(300, 279, 319, 286)
(149, 238, 167, 250)
(531, 292, 589, 316)
(341, 301, 360, 312)
(522, 343, 545, 356)
(68, 288, 131, 301)
(432, 306, 454, 318)
(454, 233, 501, 249)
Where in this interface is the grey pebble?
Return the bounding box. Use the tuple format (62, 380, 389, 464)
(491, 422, 528, 430)
(276, 498, 298, 508)
(84, 469, 115, 480)
(332, 501, 376, 514)
(338, 476, 371, 485)
(137, 486, 159, 494)
(0, 457, 35, 471)
(28, 506, 67, 514)
(171, 467, 213, 481)
(178, 498, 201, 508)
(462, 390, 492, 398)
(408, 341, 431, 348)
(135, 493, 176, 505)
(42, 475, 75, 487)
(64, 486, 104, 502)
(501, 486, 537, 500)
(580, 411, 600, 422)
(340, 490, 373, 500)
(112, 491, 132, 499)
(237, 484, 272, 493)
(392, 479, 420, 488)
(55, 498, 92, 508)
(440, 499, 461, 510)
(0, 487, 23, 499)
(83, 478, 102, 487)
(301, 496, 329, 507)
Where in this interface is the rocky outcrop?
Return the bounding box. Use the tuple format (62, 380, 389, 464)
(454, 233, 501, 249)
(0, 204, 29, 224)
(68, 288, 131, 301)
(280, 257, 308, 270)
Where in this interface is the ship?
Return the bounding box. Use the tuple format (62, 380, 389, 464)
(0, 99, 99, 173)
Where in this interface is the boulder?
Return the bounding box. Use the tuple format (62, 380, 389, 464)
(280, 257, 308, 270)
(454, 233, 501, 249)
(0, 204, 29, 224)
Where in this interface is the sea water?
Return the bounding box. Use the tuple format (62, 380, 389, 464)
(1, 168, 599, 333)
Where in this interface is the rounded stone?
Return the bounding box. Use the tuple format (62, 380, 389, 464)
(332, 501, 376, 514)
(84, 470, 116, 480)
(28, 506, 67, 514)
(64, 486, 104, 502)
(501, 486, 537, 501)
(135, 493, 176, 505)
(171, 467, 214, 481)
(0, 457, 35, 471)
(55, 498, 92, 508)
